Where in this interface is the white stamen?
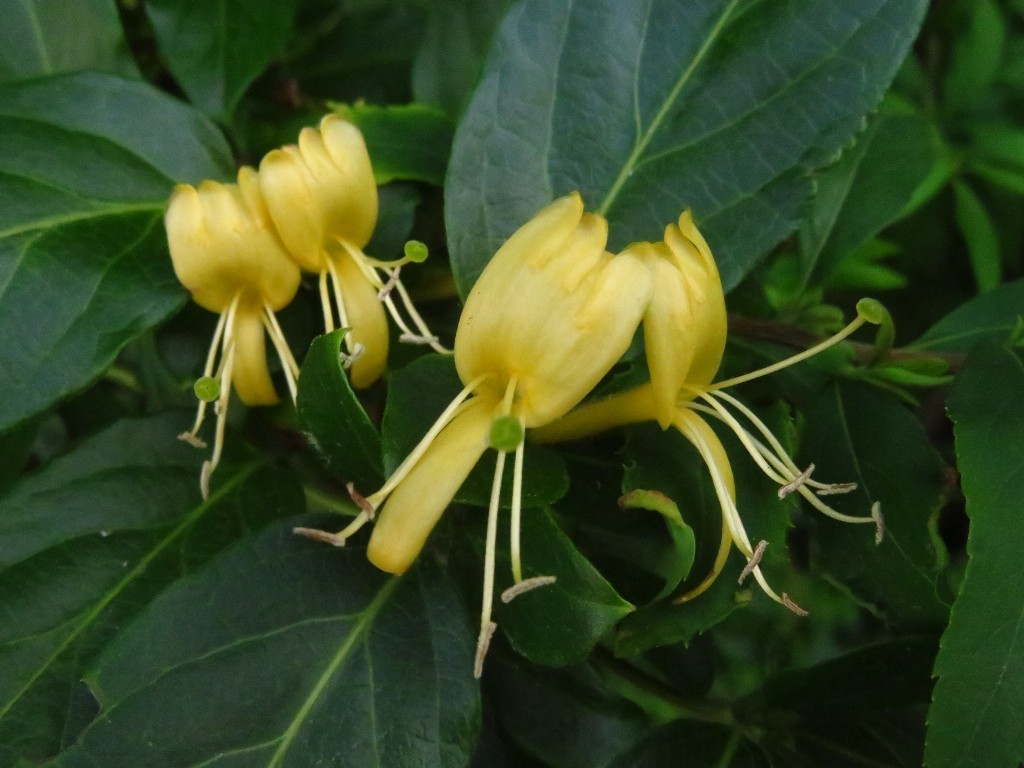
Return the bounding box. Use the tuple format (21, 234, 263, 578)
(340, 342, 364, 369)
(510, 435, 526, 583)
(478, 449, 508, 679)
(377, 266, 401, 299)
(318, 269, 335, 332)
(293, 527, 347, 546)
(183, 307, 230, 440)
(872, 502, 885, 545)
(261, 307, 300, 403)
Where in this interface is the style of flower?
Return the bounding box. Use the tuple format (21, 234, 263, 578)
(534, 211, 885, 613)
(168, 168, 302, 498)
(294, 193, 653, 676)
(259, 114, 446, 388)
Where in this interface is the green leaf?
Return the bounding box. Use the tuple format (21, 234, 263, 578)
(926, 345, 1024, 768)
(952, 180, 1002, 293)
(609, 721, 766, 768)
(297, 330, 384, 490)
(0, 0, 138, 83)
(382, 354, 569, 508)
(411, 0, 515, 116)
(752, 638, 936, 767)
(489, 508, 634, 668)
(943, 0, 1005, 113)
(795, 381, 948, 623)
(145, 0, 299, 121)
(800, 111, 942, 285)
(53, 518, 480, 767)
(912, 278, 1024, 353)
(0, 72, 233, 434)
(333, 102, 455, 186)
(0, 413, 299, 766)
(446, 0, 928, 297)
(489, 656, 651, 768)
(618, 489, 697, 601)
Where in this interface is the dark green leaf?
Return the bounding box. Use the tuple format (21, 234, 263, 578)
(411, 0, 515, 116)
(334, 102, 454, 186)
(0, 72, 233, 434)
(382, 354, 569, 508)
(926, 345, 1024, 768)
(489, 656, 651, 768)
(795, 382, 948, 623)
(952, 180, 1002, 293)
(488, 508, 634, 668)
(912, 278, 1024, 353)
(617, 489, 696, 601)
(800, 111, 942, 284)
(297, 330, 384, 490)
(0, 0, 137, 83)
(609, 721, 767, 768)
(446, 0, 928, 297)
(366, 182, 421, 259)
(146, 0, 299, 121)
(943, 0, 1005, 113)
(0, 413, 298, 766)
(53, 518, 479, 768)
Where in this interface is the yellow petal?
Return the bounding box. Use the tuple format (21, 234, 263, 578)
(166, 175, 301, 313)
(258, 146, 327, 272)
(333, 251, 389, 388)
(367, 396, 495, 574)
(455, 193, 652, 426)
(531, 384, 657, 443)
(231, 303, 279, 406)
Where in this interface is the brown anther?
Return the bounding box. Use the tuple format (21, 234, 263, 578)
(178, 431, 207, 449)
(346, 482, 375, 519)
(292, 527, 346, 547)
(782, 593, 809, 616)
(340, 342, 364, 370)
(474, 621, 498, 679)
(376, 266, 401, 300)
(871, 501, 885, 545)
(738, 540, 769, 584)
(816, 482, 858, 496)
(200, 460, 212, 501)
(398, 332, 442, 346)
(779, 464, 814, 499)
(501, 576, 557, 603)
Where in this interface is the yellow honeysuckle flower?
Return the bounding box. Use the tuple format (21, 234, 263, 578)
(534, 212, 885, 614)
(168, 168, 302, 499)
(295, 193, 653, 677)
(259, 114, 446, 388)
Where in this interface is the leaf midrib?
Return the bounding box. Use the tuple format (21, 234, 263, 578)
(596, 0, 742, 217)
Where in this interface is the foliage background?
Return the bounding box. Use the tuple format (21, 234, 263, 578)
(1, 0, 1023, 766)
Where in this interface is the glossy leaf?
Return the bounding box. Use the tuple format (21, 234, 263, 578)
(926, 345, 1024, 768)
(912, 278, 1024, 353)
(0, 73, 234, 434)
(53, 518, 480, 768)
(334, 102, 455, 186)
(446, 0, 928, 297)
(796, 381, 948, 623)
(381, 354, 569, 508)
(0, 0, 137, 83)
(953, 180, 1002, 293)
(297, 330, 384, 490)
(488, 508, 634, 668)
(0, 413, 298, 766)
(800, 110, 941, 284)
(412, 0, 515, 116)
(146, 0, 299, 121)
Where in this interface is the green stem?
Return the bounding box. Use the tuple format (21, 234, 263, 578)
(592, 647, 735, 726)
(714, 729, 742, 768)
(304, 485, 359, 517)
(103, 364, 142, 392)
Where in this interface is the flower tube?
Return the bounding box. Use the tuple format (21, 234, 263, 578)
(295, 193, 653, 676)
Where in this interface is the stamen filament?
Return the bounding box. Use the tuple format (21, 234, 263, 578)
(477, 448, 508, 679)
(325, 258, 352, 331)
(261, 307, 300, 403)
(366, 375, 487, 508)
(318, 270, 335, 332)
(203, 323, 237, 500)
(182, 304, 231, 440)
(709, 315, 868, 391)
(510, 436, 526, 583)
(501, 575, 556, 603)
(393, 277, 450, 354)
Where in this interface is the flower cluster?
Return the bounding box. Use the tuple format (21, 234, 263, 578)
(167, 115, 442, 497)
(294, 193, 884, 677)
